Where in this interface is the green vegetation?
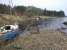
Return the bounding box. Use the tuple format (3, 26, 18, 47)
(43, 9, 65, 17)
(0, 4, 10, 14)
(0, 4, 65, 17)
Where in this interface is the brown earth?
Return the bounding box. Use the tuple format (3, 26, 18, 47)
(0, 29, 67, 50)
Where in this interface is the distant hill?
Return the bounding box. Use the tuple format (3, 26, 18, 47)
(0, 4, 65, 17)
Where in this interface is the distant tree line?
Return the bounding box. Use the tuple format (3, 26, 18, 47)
(43, 9, 65, 17)
(0, 4, 65, 17)
(0, 4, 10, 14)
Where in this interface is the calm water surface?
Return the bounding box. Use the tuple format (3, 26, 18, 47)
(39, 17, 67, 30)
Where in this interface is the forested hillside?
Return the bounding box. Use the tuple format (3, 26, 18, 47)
(0, 4, 65, 17)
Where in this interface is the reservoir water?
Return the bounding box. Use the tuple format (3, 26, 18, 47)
(38, 17, 67, 30)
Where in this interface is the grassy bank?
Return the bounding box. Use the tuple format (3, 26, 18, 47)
(0, 14, 61, 25)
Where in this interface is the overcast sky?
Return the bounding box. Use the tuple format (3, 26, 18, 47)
(0, 0, 67, 16)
